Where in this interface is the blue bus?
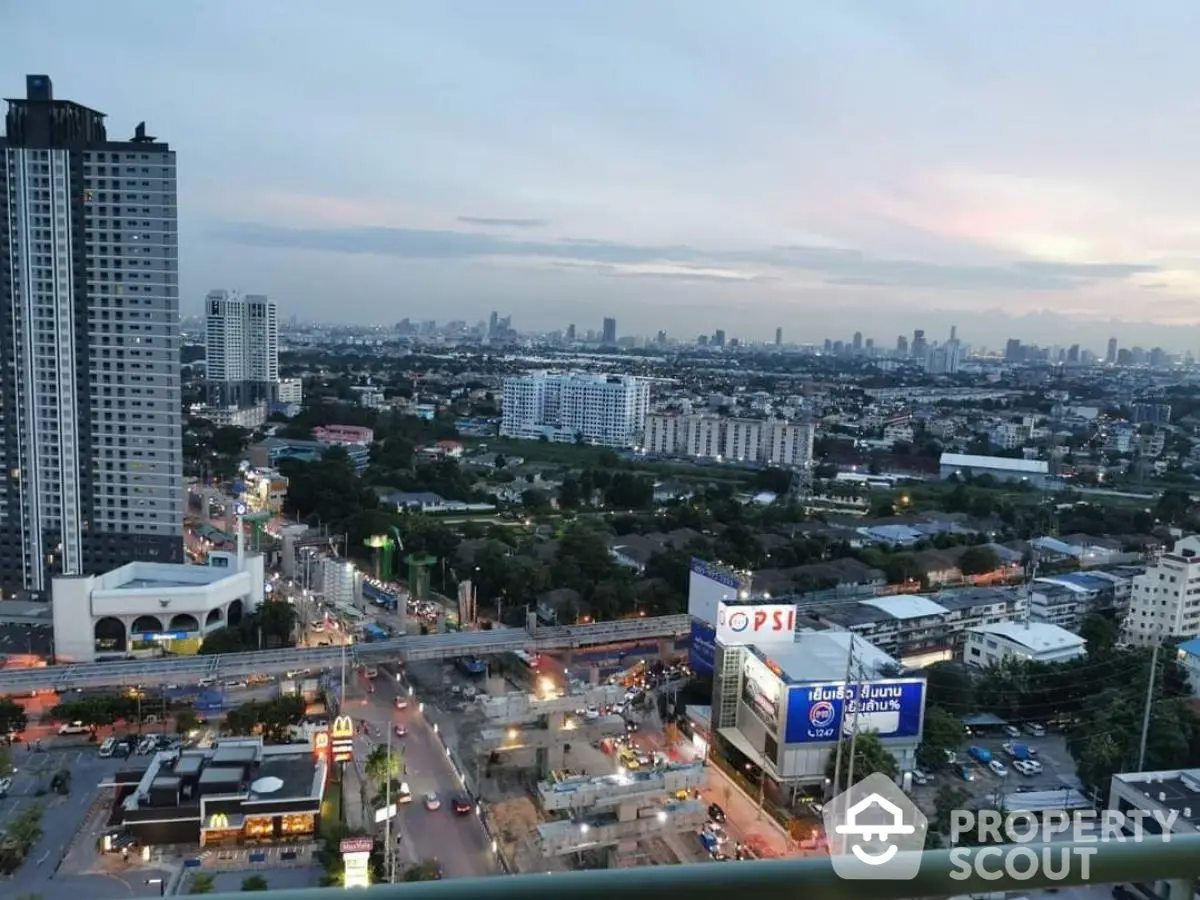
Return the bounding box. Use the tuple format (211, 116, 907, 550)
(362, 581, 398, 611)
(456, 657, 487, 676)
(363, 623, 389, 642)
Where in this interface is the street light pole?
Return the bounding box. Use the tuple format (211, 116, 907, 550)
(1137, 642, 1161, 771)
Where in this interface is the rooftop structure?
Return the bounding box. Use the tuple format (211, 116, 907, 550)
(964, 621, 1086, 667)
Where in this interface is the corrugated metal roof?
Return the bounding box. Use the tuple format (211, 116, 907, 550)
(939, 452, 1049, 475)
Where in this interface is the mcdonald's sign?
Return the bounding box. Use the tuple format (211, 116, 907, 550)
(313, 731, 330, 759)
(331, 715, 354, 763)
(207, 812, 230, 830)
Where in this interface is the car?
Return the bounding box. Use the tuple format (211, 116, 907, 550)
(58, 721, 88, 735)
(395, 698, 409, 710)
(988, 759, 1009, 777)
(959, 765, 976, 782)
(0, 777, 12, 798)
(708, 803, 726, 823)
(1002, 725, 1022, 738)
(1025, 722, 1047, 737)
(1013, 759, 1037, 776)
(397, 782, 413, 804)
(452, 795, 472, 815)
(424, 792, 441, 811)
(394, 724, 407, 738)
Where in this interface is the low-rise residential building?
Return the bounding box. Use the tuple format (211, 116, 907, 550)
(963, 621, 1086, 667)
(643, 412, 814, 468)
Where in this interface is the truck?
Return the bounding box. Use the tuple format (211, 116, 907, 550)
(968, 745, 992, 764)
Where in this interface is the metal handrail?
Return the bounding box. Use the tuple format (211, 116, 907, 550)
(183, 836, 1200, 900)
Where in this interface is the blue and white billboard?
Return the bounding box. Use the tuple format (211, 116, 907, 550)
(689, 620, 717, 676)
(784, 679, 925, 745)
(688, 558, 745, 627)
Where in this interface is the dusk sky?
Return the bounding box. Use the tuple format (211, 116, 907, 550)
(7, 1, 1200, 350)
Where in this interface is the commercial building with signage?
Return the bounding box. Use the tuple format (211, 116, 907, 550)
(50, 549, 266, 662)
(113, 738, 326, 847)
(713, 631, 926, 790)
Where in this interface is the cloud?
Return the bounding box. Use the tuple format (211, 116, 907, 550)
(456, 216, 549, 228)
(209, 221, 1159, 292)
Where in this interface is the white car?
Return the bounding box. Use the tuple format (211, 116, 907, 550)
(424, 792, 441, 811)
(58, 721, 88, 735)
(1002, 725, 1022, 738)
(988, 759, 1009, 777)
(0, 777, 12, 797)
(395, 698, 409, 710)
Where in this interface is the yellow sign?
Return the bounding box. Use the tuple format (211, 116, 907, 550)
(313, 731, 330, 756)
(332, 715, 354, 740)
(207, 812, 230, 830)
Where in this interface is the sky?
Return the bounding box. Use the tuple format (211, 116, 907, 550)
(7, 0, 1200, 351)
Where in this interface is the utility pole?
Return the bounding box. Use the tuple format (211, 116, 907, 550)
(340, 641, 347, 710)
(384, 724, 395, 882)
(1137, 642, 1160, 771)
(830, 638, 856, 800)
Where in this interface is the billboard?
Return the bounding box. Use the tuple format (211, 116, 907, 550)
(716, 602, 797, 645)
(688, 558, 744, 626)
(741, 654, 781, 730)
(784, 679, 925, 745)
(689, 620, 716, 676)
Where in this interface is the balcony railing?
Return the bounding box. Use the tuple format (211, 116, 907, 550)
(183, 836, 1200, 899)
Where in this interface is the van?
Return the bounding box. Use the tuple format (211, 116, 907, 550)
(99, 737, 116, 758)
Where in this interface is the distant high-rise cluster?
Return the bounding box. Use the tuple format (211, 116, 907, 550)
(0, 75, 184, 593)
(205, 290, 279, 407)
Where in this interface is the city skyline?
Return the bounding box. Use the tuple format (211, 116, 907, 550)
(9, 3, 1200, 349)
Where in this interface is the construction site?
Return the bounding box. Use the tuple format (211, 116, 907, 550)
(423, 667, 710, 870)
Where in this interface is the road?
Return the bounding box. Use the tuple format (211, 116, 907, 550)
(351, 675, 496, 880)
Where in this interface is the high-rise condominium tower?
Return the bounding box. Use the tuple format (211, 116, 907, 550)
(0, 75, 184, 593)
(205, 290, 278, 406)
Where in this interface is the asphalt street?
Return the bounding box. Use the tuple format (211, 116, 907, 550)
(352, 676, 496, 880)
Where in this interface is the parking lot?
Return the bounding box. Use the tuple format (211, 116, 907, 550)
(913, 727, 1081, 811)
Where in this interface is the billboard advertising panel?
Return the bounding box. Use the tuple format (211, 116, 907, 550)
(716, 602, 797, 645)
(741, 654, 781, 730)
(687, 558, 743, 627)
(689, 620, 716, 676)
(784, 679, 925, 745)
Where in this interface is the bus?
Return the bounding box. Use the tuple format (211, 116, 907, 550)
(456, 657, 487, 676)
(513, 650, 540, 670)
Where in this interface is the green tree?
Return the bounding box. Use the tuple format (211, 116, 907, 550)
(825, 732, 899, 792)
(1078, 612, 1120, 655)
(923, 662, 975, 716)
(365, 745, 402, 785)
(958, 545, 999, 576)
(0, 698, 27, 737)
(931, 784, 970, 835)
(188, 874, 216, 894)
(916, 707, 964, 771)
(403, 859, 443, 881)
(241, 875, 269, 891)
(175, 709, 200, 738)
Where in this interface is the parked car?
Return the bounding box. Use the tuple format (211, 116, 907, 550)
(1002, 724, 1022, 739)
(988, 759, 1009, 777)
(1025, 722, 1047, 737)
(708, 803, 726, 823)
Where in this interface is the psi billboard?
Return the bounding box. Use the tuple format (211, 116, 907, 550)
(716, 602, 797, 645)
(784, 679, 925, 745)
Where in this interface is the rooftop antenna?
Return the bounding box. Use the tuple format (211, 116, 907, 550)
(130, 121, 157, 143)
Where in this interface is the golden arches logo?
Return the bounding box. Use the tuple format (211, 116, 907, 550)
(207, 812, 230, 829)
(332, 716, 354, 739)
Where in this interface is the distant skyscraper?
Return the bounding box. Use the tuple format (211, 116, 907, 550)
(1005, 338, 1023, 362)
(713, 329, 726, 348)
(0, 75, 184, 592)
(1106, 337, 1118, 365)
(950, 325, 958, 341)
(911, 329, 928, 361)
(852, 331, 863, 352)
(602, 317, 617, 345)
(775, 327, 783, 346)
(566, 323, 576, 341)
(488, 311, 499, 337)
(205, 290, 279, 406)
(896, 335, 909, 356)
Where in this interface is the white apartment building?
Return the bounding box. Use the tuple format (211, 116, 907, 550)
(0, 75, 184, 593)
(205, 289, 278, 407)
(275, 377, 303, 405)
(964, 621, 1086, 667)
(644, 413, 815, 468)
(500, 372, 650, 446)
(1126, 536, 1200, 646)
